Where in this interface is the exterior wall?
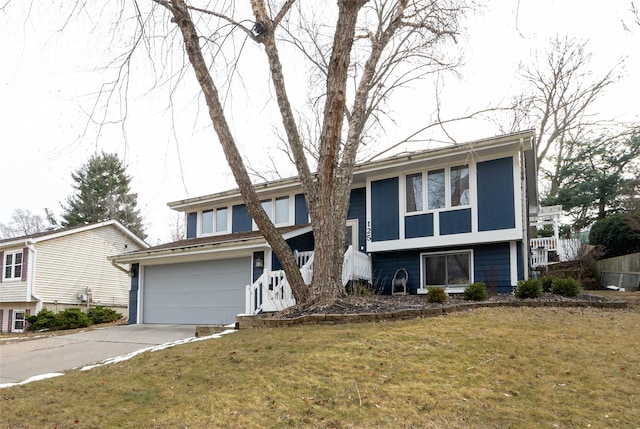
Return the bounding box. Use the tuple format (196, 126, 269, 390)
(272, 231, 315, 271)
(0, 303, 35, 333)
(371, 242, 520, 295)
(366, 153, 525, 253)
(33, 225, 143, 308)
(0, 247, 29, 303)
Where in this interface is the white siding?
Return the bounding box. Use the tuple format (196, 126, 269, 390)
(0, 246, 28, 302)
(33, 225, 144, 307)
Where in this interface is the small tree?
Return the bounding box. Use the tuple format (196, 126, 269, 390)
(589, 212, 640, 257)
(61, 152, 146, 240)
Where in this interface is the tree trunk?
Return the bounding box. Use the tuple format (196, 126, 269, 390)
(167, 0, 308, 303)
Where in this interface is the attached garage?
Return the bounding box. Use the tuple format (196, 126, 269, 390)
(142, 257, 251, 325)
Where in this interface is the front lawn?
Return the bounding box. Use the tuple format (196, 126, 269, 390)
(2, 306, 638, 428)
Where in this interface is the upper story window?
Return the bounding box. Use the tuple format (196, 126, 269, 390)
(201, 207, 229, 235)
(4, 250, 22, 280)
(261, 196, 290, 225)
(405, 164, 469, 213)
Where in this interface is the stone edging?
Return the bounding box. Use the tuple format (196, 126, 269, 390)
(234, 297, 628, 329)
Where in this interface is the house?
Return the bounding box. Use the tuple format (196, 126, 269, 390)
(112, 130, 538, 325)
(0, 220, 148, 333)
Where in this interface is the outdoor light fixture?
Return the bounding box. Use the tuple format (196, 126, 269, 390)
(255, 257, 264, 268)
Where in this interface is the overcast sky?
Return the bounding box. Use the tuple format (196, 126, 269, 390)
(1, 1, 638, 244)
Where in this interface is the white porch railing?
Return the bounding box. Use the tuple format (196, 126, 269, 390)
(530, 237, 557, 251)
(530, 247, 549, 269)
(342, 245, 372, 286)
(245, 247, 372, 315)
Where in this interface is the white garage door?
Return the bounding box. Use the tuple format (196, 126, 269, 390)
(142, 257, 251, 325)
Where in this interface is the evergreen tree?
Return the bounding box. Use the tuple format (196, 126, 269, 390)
(61, 152, 146, 240)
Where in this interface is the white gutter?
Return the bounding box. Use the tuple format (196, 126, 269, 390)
(25, 240, 43, 313)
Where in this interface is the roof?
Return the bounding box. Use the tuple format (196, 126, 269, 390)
(110, 224, 311, 264)
(0, 220, 149, 249)
(167, 129, 536, 211)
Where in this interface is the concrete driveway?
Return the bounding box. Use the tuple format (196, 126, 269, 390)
(0, 324, 197, 386)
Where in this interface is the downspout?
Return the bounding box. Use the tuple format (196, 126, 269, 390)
(110, 258, 131, 276)
(519, 138, 530, 281)
(25, 240, 43, 313)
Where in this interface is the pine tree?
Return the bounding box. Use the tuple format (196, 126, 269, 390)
(61, 152, 146, 240)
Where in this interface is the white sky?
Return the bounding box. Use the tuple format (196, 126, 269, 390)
(1, 1, 638, 244)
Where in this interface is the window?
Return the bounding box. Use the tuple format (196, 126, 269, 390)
(13, 310, 25, 332)
(4, 251, 22, 280)
(215, 208, 228, 233)
(259, 196, 291, 225)
(428, 169, 445, 210)
(202, 209, 214, 234)
(406, 173, 423, 212)
(274, 197, 290, 224)
(423, 251, 471, 288)
(201, 208, 228, 235)
(450, 165, 469, 206)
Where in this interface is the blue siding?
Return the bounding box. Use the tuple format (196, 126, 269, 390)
(272, 231, 315, 270)
(295, 193, 309, 225)
(186, 212, 197, 238)
(371, 250, 421, 294)
(405, 213, 434, 238)
(517, 241, 524, 281)
(477, 157, 516, 231)
(371, 177, 399, 242)
(473, 242, 513, 293)
(370, 242, 515, 295)
(348, 188, 366, 250)
(439, 209, 472, 235)
(128, 263, 139, 324)
(232, 204, 252, 233)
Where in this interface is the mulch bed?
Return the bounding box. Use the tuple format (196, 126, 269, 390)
(273, 292, 627, 319)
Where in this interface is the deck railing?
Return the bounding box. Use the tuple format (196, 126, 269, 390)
(245, 247, 372, 314)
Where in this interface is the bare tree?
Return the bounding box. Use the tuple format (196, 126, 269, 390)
(142, 0, 464, 307)
(0, 209, 51, 239)
(499, 36, 621, 197)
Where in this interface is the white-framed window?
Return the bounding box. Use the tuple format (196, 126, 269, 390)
(3, 250, 23, 280)
(405, 164, 469, 213)
(422, 250, 472, 288)
(259, 196, 291, 226)
(201, 207, 229, 235)
(13, 310, 26, 333)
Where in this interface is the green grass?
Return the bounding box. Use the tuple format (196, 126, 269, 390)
(2, 306, 639, 428)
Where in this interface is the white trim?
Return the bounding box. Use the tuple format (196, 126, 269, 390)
(345, 219, 358, 250)
(367, 228, 523, 253)
(510, 241, 518, 286)
(2, 249, 23, 281)
(12, 309, 26, 333)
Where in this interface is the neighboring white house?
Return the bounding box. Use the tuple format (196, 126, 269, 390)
(0, 220, 148, 333)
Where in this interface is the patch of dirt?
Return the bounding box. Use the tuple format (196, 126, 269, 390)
(275, 292, 631, 319)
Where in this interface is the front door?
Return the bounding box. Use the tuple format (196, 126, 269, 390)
(345, 219, 358, 251)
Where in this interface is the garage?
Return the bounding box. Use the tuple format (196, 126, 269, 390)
(142, 257, 251, 325)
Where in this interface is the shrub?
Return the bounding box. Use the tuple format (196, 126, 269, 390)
(426, 287, 448, 304)
(540, 276, 556, 293)
(515, 279, 542, 299)
(87, 306, 121, 324)
(552, 277, 581, 297)
(27, 309, 57, 332)
(53, 308, 91, 330)
(463, 282, 488, 301)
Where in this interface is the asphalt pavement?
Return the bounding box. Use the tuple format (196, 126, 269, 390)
(0, 324, 197, 385)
